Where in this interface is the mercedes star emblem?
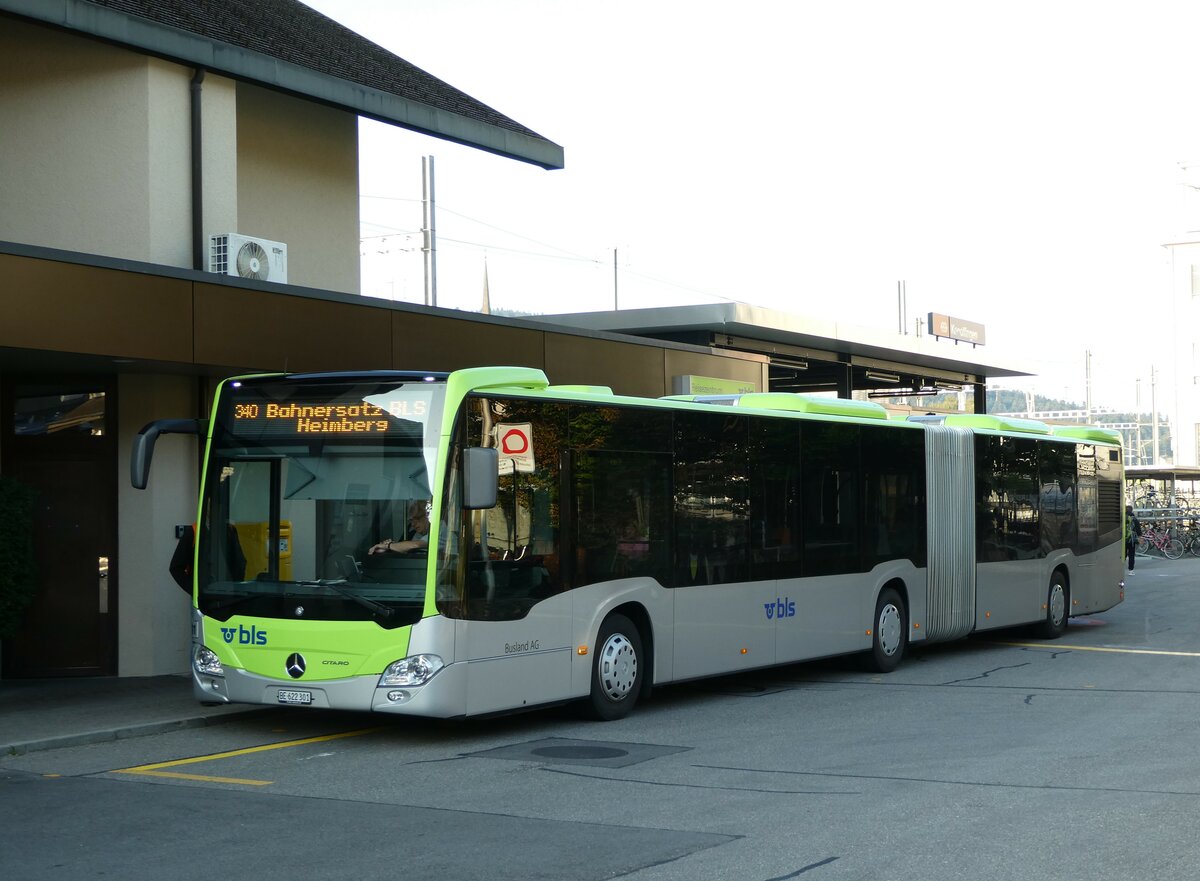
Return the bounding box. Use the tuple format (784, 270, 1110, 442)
(285, 652, 306, 679)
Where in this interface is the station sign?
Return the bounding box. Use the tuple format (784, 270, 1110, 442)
(672, 375, 758, 396)
(928, 313, 986, 346)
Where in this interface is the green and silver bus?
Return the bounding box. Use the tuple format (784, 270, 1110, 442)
(131, 366, 1125, 720)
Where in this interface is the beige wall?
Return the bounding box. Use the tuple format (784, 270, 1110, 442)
(236, 83, 360, 294)
(200, 74, 240, 263)
(117, 373, 199, 676)
(0, 21, 360, 291)
(0, 19, 155, 260)
(145, 58, 191, 266)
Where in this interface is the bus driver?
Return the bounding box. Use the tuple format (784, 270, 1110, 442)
(369, 500, 430, 555)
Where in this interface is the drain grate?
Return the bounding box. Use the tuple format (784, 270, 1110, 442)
(467, 737, 689, 768)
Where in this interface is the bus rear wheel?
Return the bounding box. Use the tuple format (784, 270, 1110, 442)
(1032, 571, 1068, 639)
(867, 588, 906, 673)
(586, 614, 643, 721)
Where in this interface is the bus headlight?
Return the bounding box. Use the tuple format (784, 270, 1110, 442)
(193, 645, 224, 676)
(379, 654, 443, 687)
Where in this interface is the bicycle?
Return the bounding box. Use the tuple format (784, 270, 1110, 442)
(1137, 523, 1185, 559)
(1176, 521, 1200, 557)
(1133, 485, 1189, 513)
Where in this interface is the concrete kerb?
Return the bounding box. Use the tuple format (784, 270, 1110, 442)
(2, 707, 272, 757)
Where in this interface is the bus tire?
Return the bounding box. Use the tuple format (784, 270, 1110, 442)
(587, 614, 643, 721)
(1032, 571, 1068, 639)
(867, 588, 906, 673)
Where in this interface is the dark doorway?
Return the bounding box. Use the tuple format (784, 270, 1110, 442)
(2, 379, 117, 677)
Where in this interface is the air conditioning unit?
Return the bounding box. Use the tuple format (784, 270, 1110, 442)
(209, 233, 288, 283)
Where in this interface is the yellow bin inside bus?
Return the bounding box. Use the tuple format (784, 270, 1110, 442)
(234, 521, 292, 581)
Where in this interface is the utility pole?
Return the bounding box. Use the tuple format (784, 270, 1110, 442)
(1152, 365, 1160, 465)
(421, 155, 437, 307)
(613, 248, 618, 310)
(1085, 350, 1092, 421)
(1135, 378, 1142, 465)
(897, 280, 907, 334)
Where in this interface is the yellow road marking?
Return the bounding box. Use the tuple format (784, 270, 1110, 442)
(993, 641, 1200, 657)
(115, 727, 381, 786)
(123, 770, 273, 786)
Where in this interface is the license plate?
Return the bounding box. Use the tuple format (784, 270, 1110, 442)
(277, 689, 313, 705)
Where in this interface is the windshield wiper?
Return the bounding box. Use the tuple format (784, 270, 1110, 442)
(292, 579, 394, 620)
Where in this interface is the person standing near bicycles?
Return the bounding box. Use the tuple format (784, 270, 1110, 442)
(1126, 504, 1142, 571)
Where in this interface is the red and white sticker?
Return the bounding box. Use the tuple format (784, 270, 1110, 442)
(493, 423, 535, 474)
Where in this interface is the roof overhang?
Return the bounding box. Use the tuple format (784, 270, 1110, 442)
(1, 0, 564, 169)
(533, 303, 1032, 384)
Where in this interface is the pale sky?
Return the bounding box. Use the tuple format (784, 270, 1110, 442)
(301, 0, 1200, 412)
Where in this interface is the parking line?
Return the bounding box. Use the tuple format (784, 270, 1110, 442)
(993, 642, 1200, 657)
(115, 727, 381, 786)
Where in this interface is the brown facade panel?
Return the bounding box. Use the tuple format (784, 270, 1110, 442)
(193, 285, 393, 372)
(389, 312, 547, 372)
(0, 255, 192, 361)
(544, 333, 665, 397)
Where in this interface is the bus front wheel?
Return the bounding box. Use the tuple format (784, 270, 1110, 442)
(587, 614, 644, 721)
(867, 588, 907, 673)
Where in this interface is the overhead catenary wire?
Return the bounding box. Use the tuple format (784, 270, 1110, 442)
(359, 195, 740, 306)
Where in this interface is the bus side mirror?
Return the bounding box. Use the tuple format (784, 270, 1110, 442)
(131, 418, 206, 489)
(462, 447, 498, 510)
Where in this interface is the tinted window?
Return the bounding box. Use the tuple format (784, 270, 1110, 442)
(748, 418, 801, 579)
(1039, 441, 1076, 555)
(675, 411, 750, 585)
(570, 404, 672, 452)
(862, 424, 926, 569)
(573, 450, 672, 587)
(801, 421, 861, 576)
(1076, 445, 1099, 555)
(976, 436, 1041, 562)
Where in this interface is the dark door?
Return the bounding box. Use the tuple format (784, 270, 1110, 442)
(2, 381, 116, 677)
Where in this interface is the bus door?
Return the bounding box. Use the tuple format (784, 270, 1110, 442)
(460, 461, 571, 715)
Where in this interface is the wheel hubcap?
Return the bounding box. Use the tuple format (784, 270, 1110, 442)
(1049, 583, 1065, 626)
(878, 603, 902, 656)
(598, 632, 638, 701)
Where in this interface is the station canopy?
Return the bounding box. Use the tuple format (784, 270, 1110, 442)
(536, 304, 1030, 402)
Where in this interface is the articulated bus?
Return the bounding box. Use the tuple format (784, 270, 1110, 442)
(131, 366, 1125, 720)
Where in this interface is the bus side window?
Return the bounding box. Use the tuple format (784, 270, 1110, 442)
(573, 450, 671, 587)
(674, 411, 749, 586)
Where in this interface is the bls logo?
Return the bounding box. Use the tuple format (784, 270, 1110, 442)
(764, 598, 796, 620)
(220, 625, 268, 645)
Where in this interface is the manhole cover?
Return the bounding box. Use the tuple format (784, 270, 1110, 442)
(531, 746, 629, 760)
(467, 737, 690, 768)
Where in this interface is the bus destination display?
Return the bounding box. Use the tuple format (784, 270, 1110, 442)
(231, 391, 432, 436)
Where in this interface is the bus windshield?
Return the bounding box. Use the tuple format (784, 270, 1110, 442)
(196, 376, 446, 629)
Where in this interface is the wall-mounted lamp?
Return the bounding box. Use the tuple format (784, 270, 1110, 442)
(865, 370, 900, 384)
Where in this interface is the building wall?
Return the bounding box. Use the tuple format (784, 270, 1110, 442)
(235, 83, 360, 294)
(199, 74, 240, 266)
(0, 18, 156, 261)
(0, 20, 357, 292)
(117, 374, 199, 676)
